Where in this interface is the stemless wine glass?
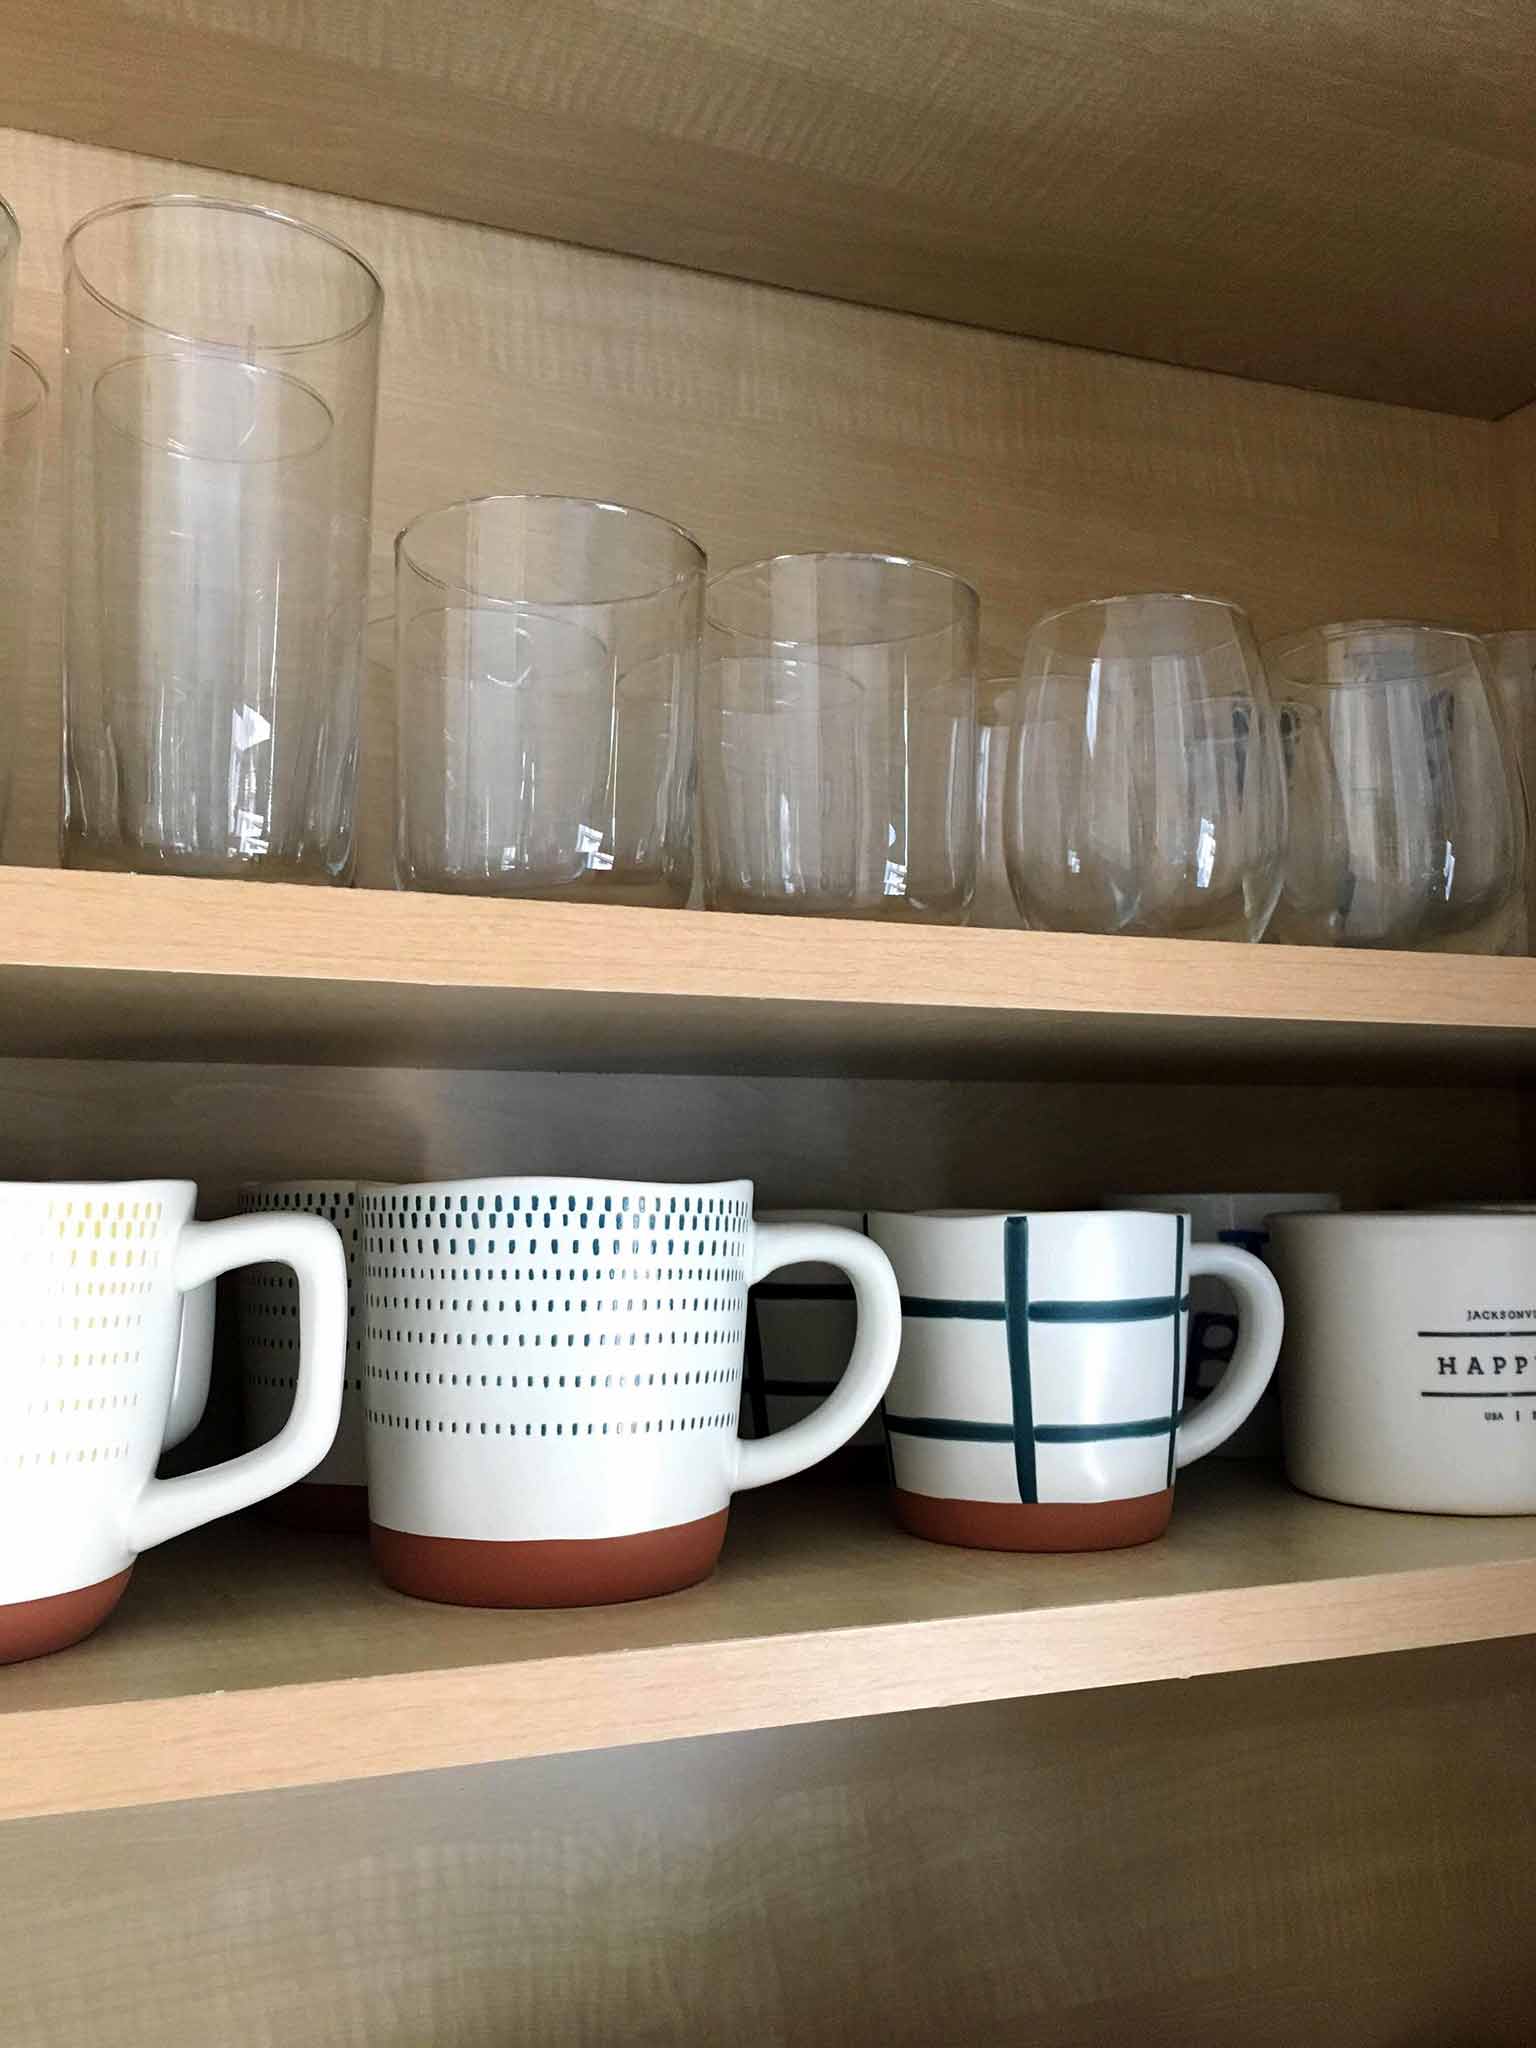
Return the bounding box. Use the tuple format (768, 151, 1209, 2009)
(700, 552, 978, 921)
(1264, 621, 1526, 952)
(394, 495, 703, 902)
(0, 349, 46, 855)
(971, 678, 1025, 928)
(61, 195, 382, 881)
(1003, 593, 1285, 941)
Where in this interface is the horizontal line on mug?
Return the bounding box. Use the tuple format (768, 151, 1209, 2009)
(898, 1295, 1189, 1323)
(1033, 1418, 1177, 1442)
(751, 1283, 855, 1301)
(1417, 1331, 1536, 1339)
(1419, 1390, 1536, 1399)
(883, 1415, 1177, 1443)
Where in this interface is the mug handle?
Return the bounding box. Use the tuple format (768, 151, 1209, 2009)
(162, 1279, 217, 1452)
(733, 1223, 900, 1491)
(125, 1213, 348, 1553)
(1174, 1243, 1284, 1466)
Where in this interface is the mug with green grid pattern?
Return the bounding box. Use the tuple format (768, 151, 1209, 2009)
(866, 1208, 1284, 1551)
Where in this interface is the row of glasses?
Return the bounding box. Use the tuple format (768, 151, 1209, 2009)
(5, 188, 1528, 948)
(393, 508, 981, 920)
(977, 601, 1527, 950)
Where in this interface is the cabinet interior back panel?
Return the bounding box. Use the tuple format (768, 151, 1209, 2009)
(0, 127, 1506, 879)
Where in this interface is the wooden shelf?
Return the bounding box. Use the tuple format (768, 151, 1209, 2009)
(2, 865, 1536, 1080)
(2, 2, 1534, 413)
(5, 1466, 1536, 1823)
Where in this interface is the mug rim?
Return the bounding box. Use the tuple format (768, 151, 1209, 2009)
(0, 1176, 196, 1196)
(867, 1206, 1186, 1224)
(360, 1174, 754, 1200)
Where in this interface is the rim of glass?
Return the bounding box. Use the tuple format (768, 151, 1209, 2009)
(707, 550, 979, 649)
(1267, 617, 1488, 648)
(1027, 590, 1253, 635)
(397, 492, 706, 607)
(4, 346, 47, 424)
(64, 194, 384, 354)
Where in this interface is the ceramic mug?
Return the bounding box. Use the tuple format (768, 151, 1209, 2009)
(1268, 1211, 1536, 1513)
(1105, 1192, 1339, 1456)
(359, 1176, 901, 1606)
(744, 1208, 883, 1452)
(239, 1179, 369, 1530)
(0, 1180, 347, 1661)
(866, 1209, 1284, 1550)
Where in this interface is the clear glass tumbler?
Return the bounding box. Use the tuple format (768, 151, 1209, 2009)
(1003, 593, 1286, 941)
(395, 495, 703, 900)
(62, 196, 382, 881)
(0, 348, 47, 855)
(700, 552, 978, 921)
(1263, 621, 1526, 952)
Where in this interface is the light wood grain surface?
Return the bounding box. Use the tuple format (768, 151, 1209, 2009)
(3, 1641, 1535, 2045)
(6, 1466, 1536, 1822)
(3, 865, 1536, 1077)
(0, 127, 1509, 876)
(1, 4, 1535, 413)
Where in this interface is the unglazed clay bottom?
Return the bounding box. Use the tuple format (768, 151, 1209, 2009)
(0, 1568, 134, 1663)
(893, 1487, 1174, 1552)
(260, 1483, 370, 1535)
(371, 1508, 732, 1607)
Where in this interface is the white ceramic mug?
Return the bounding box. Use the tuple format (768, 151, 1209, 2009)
(1268, 1211, 1536, 1513)
(867, 1209, 1284, 1550)
(239, 1179, 368, 1529)
(360, 1176, 901, 1606)
(745, 1208, 883, 1451)
(1106, 1192, 1340, 1457)
(0, 1180, 348, 1661)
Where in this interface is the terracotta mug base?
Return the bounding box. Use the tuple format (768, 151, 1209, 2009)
(259, 1482, 370, 1535)
(893, 1486, 1174, 1553)
(0, 1567, 134, 1664)
(371, 1508, 731, 1608)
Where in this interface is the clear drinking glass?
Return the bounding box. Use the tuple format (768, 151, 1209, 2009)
(1263, 621, 1526, 952)
(971, 678, 1025, 927)
(394, 495, 702, 902)
(62, 195, 382, 881)
(700, 552, 978, 921)
(0, 348, 46, 855)
(1003, 593, 1285, 941)
(1268, 699, 1352, 946)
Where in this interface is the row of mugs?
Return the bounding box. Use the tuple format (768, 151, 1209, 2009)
(8, 1176, 1533, 1665)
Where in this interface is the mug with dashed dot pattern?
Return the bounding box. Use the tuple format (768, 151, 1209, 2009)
(239, 1179, 370, 1530)
(0, 1179, 348, 1662)
(360, 1176, 901, 1606)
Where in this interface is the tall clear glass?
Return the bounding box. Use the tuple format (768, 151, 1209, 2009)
(1003, 593, 1285, 941)
(395, 495, 703, 900)
(0, 348, 46, 855)
(62, 195, 382, 881)
(700, 552, 978, 921)
(1264, 621, 1525, 952)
